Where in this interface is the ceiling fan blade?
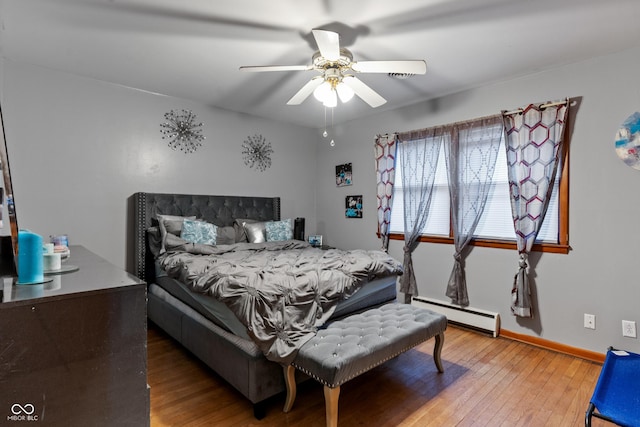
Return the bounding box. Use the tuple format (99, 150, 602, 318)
(312, 29, 340, 61)
(342, 76, 387, 108)
(286, 77, 324, 105)
(240, 65, 312, 72)
(351, 60, 427, 75)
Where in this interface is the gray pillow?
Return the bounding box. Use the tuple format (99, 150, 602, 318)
(216, 226, 236, 245)
(157, 214, 196, 254)
(146, 226, 162, 257)
(163, 233, 189, 252)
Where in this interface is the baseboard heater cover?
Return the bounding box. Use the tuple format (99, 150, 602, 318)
(411, 296, 500, 337)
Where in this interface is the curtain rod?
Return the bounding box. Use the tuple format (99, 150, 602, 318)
(395, 113, 504, 140)
(503, 99, 568, 116)
(383, 98, 569, 137)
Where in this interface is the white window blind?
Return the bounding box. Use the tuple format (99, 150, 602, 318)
(390, 143, 450, 236)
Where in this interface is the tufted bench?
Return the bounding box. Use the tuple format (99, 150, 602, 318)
(282, 303, 447, 427)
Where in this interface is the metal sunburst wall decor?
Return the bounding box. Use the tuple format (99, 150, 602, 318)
(160, 109, 205, 153)
(242, 134, 274, 172)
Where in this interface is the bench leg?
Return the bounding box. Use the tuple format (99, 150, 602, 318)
(323, 385, 340, 427)
(283, 365, 297, 412)
(434, 332, 445, 373)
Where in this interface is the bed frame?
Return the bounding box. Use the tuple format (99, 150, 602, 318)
(131, 192, 287, 418)
(129, 192, 398, 419)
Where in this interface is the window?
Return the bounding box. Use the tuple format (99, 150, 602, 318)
(390, 142, 450, 237)
(389, 131, 569, 253)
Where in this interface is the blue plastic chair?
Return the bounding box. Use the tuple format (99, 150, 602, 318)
(586, 348, 640, 427)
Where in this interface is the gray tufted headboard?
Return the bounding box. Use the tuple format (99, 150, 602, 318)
(131, 192, 281, 284)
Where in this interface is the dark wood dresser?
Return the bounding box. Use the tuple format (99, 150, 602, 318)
(0, 246, 149, 426)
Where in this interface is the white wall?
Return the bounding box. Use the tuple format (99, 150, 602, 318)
(315, 46, 640, 354)
(0, 60, 318, 270)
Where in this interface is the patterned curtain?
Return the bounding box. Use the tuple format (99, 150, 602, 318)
(397, 128, 445, 303)
(502, 100, 569, 317)
(374, 134, 397, 252)
(444, 115, 503, 306)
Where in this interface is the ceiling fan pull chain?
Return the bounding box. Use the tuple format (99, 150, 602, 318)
(323, 107, 328, 138)
(330, 108, 335, 146)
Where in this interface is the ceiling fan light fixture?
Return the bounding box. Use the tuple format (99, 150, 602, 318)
(336, 82, 354, 103)
(313, 81, 332, 102)
(314, 80, 340, 108)
(323, 90, 338, 108)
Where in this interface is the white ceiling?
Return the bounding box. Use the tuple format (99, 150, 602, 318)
(2, 0, 640, 129)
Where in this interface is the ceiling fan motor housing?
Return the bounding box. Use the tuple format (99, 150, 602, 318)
(312, 48, 353, 71)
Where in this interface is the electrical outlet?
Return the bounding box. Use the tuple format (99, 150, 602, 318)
(584, 313, 596, 330)
(622, 320, 637, 338)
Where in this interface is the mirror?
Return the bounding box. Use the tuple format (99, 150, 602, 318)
(0, 103, 18, 275)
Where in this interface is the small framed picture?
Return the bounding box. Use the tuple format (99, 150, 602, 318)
(308, 235, 323, 247)
(345, 195, 363, 218)
(335, 163, 352, 187)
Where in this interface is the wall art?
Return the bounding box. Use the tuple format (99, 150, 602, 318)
(345, 195, 363, 218)
(160, 109, 205, 153)
(335, 163, 352, 186)
(615, 112, 640, 170)
(308, 235, 323, 247)
(242, 134, 274, 172)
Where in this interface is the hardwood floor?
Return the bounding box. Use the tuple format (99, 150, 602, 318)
(147, 322, 609, 427)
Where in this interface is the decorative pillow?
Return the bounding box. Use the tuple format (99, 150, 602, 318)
(180, 219, 217, 245)
(157, 214, 196, 254)
(243, 221, 267, 243)
(266, 218, 293, 241)
(216, 226, 236, 245)
(233, 218, 258, 242)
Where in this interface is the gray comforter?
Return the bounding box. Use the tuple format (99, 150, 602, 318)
(158, 240, 402, 364)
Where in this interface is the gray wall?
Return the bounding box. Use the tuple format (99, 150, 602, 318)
(0, 60, 318, 270)
(0, 55, 9, 237)
(315, 46, 640, 354)
(2, 44, 639, 355)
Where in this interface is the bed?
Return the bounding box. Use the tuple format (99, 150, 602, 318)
(130, 192, 401, 417)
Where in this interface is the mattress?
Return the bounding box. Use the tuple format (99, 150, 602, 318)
(150, 265, 398, 341)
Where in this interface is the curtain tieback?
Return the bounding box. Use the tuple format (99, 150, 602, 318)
(453, 252, 462, 262)
(518, 253, 528, 269)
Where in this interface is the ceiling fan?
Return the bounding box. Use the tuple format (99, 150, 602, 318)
(239, 29, 427, 108)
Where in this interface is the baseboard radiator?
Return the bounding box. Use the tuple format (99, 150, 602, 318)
(411, 296, 501, 337)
